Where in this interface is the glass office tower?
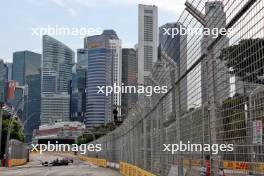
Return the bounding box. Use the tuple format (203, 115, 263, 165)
(41, 35, 74, 125)
(84, 48, 112, 128)
(70, 65, 86, 122)
(0, 59, 7, 102)
(84, 30, 121, 128)
(121, 48, 138, 118)
(12, 50, 41, 142)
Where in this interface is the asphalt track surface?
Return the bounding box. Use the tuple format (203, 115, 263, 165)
(0, 152, 121, 176)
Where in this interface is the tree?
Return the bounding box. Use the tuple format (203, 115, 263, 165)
(221, 95, 248, 161)
(219, 39, 264, 84)
(76, 123, 117, 144)
(0, 112, 25, 158)
(77, 134, 94, 145)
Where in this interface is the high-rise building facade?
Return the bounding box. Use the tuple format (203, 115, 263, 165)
(12, 51, 41, 85)
(70, 64, 86, 122)
(138, 4, 158, 85)
(41, 35, 74, 125)
(42, 35, 74, 93)
(121, 48, 138, 118)
(41, 93, 70, 124)
(84, 30, 121, 128)
(0, 59, 7, 102)
(42, 70, 57, 93)
(77, 49, 89, 68)
(70, 49, 89, 122)
(85, 48, 112, 128)
(159, 22, 188, 114)
(12, 50, 41, 142)
(201, 1, 230, 104)
(6, 63, 12, 81)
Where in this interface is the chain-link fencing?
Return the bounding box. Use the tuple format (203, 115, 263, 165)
(85, 0, 264, 175)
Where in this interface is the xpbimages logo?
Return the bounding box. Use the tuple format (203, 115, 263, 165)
(96, 83, 168, 96)
(31, 25, 102, 38)
(31, 141, 102, 154)
(163, 141, 234, 154)
(163, 26, 233, 38)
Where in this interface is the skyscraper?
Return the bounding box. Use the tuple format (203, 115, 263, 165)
(42, 35, 74, 93)
(6, 63, 12, 81)
(84, 30, 122, 128)
(70, 64, 86, 122)
(12, 51, 41, 85)
(70, 49, 89, 122)
(159, 22, 188, 114)
(201, 1, 230, 104)
(0, 59, 7, 102)
(41, 35, 74, 125)
(77, 49, 89, 68)
(121, 48, 138, 118)
(12, 50, 41, 142)
(138, 4, 158, 85)
(41, 93, 71, 124)
(85, 48, 112, 128)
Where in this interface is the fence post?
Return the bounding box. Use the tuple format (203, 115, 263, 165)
(160, 103, 166, 175)
(175, 67, 184, 175)
(143, 118, 147, 169)
(207, 48, 219, 175)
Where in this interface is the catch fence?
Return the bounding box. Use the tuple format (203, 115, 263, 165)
(85, 0, 264, 175)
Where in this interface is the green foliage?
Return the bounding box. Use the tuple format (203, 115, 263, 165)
(92, 122, 116, 133)
(76, 123, 117, 145)
(1, 113, 25, 158)
(221, 95, 248, 143)
(76, 134, 94, 145)
(219, 39, 264, 84)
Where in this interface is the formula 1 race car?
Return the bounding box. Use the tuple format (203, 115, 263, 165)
(42, 158, 73, 166)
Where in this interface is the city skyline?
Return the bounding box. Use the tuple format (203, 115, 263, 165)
(0, 0, 185, 62)
(0, 1, 164, 135)
(1, 0, 264, 175)
(0, 0, 234, 142)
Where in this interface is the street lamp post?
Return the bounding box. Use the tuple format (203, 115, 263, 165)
(4, 115, 16, 167)
(4, 96, 25, 167)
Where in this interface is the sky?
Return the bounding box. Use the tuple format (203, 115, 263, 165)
(0, 0, 186, 62)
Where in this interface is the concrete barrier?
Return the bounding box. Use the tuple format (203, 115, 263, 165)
(79, 156, 156, 176)
(8, 159, 27, 167)
(79, 156, 107, 167)
(120, 162, 156, 176)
